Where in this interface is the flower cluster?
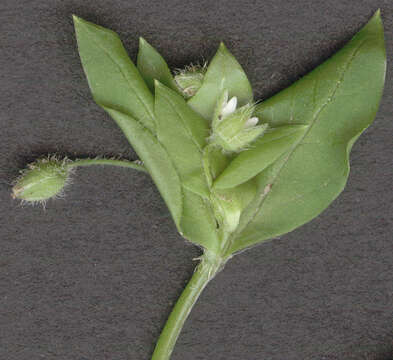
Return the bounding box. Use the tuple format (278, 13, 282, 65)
(209, 90, 267, 152)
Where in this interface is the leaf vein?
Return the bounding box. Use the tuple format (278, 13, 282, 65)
(83, 25, 155, 128)
(235, 38, 367, 238)
(160, 93, 205, 153)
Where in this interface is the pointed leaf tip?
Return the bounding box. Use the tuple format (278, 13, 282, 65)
(72, 15, 87, 26)
(137, 40, 179, 93)
(188, 40, 253, 120)
(368, 8, 383, 26)
(219, 42, 227, 51)
(72, 14, 84, 27)
(228, 11, 386, 253)
(73, 16, 156, 131)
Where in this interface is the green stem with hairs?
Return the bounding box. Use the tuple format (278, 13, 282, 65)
(151, 250, 227, 360)
(67, 158, 147, 172)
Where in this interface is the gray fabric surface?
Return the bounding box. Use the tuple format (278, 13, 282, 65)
(1, 1, 392, 359)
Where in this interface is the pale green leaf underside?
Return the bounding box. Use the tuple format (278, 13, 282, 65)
(73, 16, 156, 133)
(188, 42, 253, 121)
(226, 11, 386, 255)
(137, 37, 179, 93)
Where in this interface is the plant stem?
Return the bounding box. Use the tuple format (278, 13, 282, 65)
(67, 158, 147, 172)
(151, 250, 226, 360)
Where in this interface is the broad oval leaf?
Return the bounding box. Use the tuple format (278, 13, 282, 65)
(102, 106, 183, 230)
(188, 42, 253, 121)
(214, 125, 308, 189)
(227, 11, 386, 255)
(73, 16, 156, 132)
(137, 37, 179, 93)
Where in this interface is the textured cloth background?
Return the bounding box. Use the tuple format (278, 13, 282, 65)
(0, 1, 392, 359)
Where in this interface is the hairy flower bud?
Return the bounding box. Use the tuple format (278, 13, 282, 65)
(174, 63, 207, 98)
(12, 157, 71, 204)
(210, 90, 268, 152)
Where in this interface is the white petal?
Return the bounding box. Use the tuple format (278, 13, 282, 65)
(221, 96, 237, 117)
(244, 117, 259, 128)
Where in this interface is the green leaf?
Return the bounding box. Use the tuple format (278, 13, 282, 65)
(202, 144, 231, 188)
(187, 42, 253, 121)
(180, 188, 220, 252)
(73, 16, 155, 132)
(154, 81, 220, 251)
(137, 37, 179, 93)
(155, 81, 210, 198)
(214, 125, 308, 189)
(102, 106, 183, 230)
(227, 10, 386, 255)
(202, 144, 256, 234)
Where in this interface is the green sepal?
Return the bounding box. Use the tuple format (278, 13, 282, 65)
(212, 179, 257, 234)
(202, 144, 256, 234)
(211, 89, 229, 131)
(12, 157, 70, 202)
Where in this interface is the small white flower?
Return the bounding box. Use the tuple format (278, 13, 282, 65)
(221, 96, 237, 117)
(244, 116, 259, 128)
(210, 90, 268, 152)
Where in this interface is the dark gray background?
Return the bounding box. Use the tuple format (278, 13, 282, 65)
(1, 0, 392, 359)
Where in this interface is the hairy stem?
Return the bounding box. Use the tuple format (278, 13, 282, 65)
(67, 158, 147, 172)
(151, 250, 226, 360)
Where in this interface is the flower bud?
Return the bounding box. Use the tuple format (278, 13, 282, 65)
(12, 157, 71, 203)
(174, 63, 206, 98)
(210, 90, 268, 153)
(211, 180, 257, 233)
(213, 192, 242, 233)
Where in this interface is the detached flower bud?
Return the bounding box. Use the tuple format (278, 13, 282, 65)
(12, 157, 71, 203)
(210, 90, 268, 153)
(174, 63, 206, 98)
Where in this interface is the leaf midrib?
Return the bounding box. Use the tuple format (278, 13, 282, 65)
(81, 23, 156, 128)
(231, 38, 367, 245)
(159, 92, 205, 153)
